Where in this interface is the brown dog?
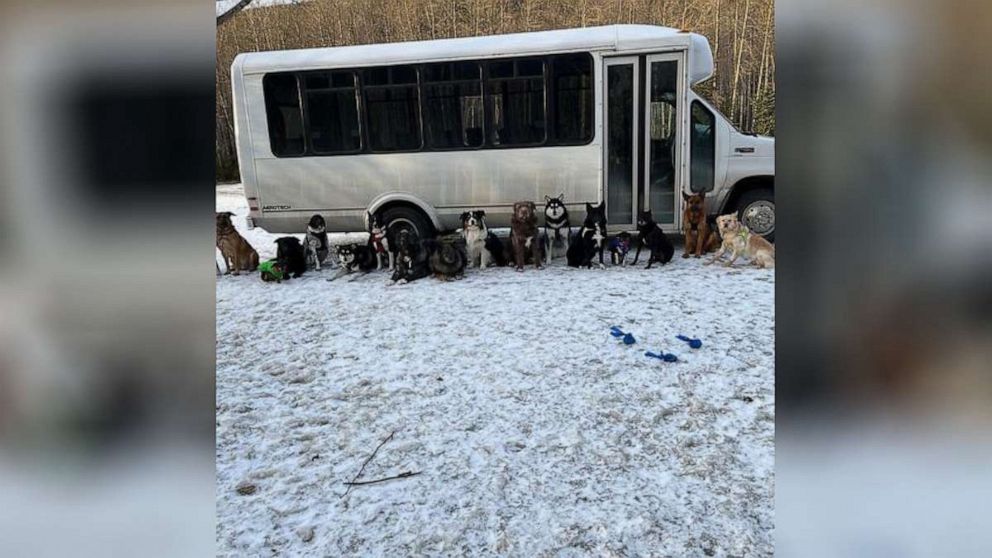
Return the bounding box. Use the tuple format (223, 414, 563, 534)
(216, 212, 259, 275)
(682, 192, 720, 258)
(510, 201, 542, 271)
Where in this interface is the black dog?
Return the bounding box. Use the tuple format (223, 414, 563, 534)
(274, 237, 306, 279)
(424, 238, 467, 281)
(631, 210, 675, 268)
(390, 230, 430, 284)
(484, 232, 509, 267)
(566, 201, 607, 268)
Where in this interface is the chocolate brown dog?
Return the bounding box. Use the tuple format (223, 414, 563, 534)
(681, 192, 720, 258)
(216, 212, 259, 275)
(510, 201, 542, 271)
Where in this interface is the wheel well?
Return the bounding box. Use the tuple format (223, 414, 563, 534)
(721, 176, 774, 213)
(372, 202, 436, 232)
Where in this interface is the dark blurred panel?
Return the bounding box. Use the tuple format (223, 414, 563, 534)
(0, 1, 215, 556)
(777, 0, 992, 554)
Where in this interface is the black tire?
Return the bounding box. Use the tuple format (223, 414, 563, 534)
(380, 205, 434, 240)
(735, 188, 775, 242)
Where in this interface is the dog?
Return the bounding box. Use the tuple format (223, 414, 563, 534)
(705, 213, 775, 268)
(631, 210, 675, 268)
(460, 210, 495, 269)
(543, 194, 571, 264)
(609, 231, 633, 266)
(367, 212, 395, 271)
(303, 214, 330, 270)
(216, 212, 259, 275)
(681, 193, 720, 258)
(510, 201, 542, 271)
(566, 201, 607, 268)
(329, 243, 377, 281)
(390, 229, 431, 284)
(484, 232, 509, 267)
(425, 238, 467, 281)
(274, 237, 306, 278)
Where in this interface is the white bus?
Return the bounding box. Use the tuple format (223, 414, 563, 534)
(231, 24, 775, 240)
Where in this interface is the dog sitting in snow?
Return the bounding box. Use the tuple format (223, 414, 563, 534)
(216, 212, 258, 275)
(274, 237, 306, 279)
(682, 192, 720, 258)
(367, 212, 394, 271)
(631, 210, 674, 269)
(705, 213, 775, 268)
(566, 201, 608, 268)
(304, 214, 330, 270)
(510, 201, 542, 271)
(543, 194, 570, 264)
(609, 231, 632, 266)
(460, 210, 498, 269)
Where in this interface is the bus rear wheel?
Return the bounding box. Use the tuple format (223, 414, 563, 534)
(379, 206, 434, 240)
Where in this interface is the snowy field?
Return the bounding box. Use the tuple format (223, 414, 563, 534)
(216, 184, 774, 556)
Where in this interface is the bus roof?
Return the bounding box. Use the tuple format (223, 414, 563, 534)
(234, 24, 714, 85)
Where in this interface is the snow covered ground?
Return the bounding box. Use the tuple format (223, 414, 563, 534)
(216, 184, 774, 556)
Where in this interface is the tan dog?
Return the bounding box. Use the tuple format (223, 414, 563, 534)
(216, 212, 259, 275)
(705, 213, 775, 268)
(681, 192, 720, 258)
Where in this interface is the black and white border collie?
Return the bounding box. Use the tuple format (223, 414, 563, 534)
(543, 194, 570, 264)
(460, 210, 494, 268)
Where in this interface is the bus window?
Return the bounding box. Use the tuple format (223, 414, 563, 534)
(690, 100, 715, 192)
(362, 65, 422, 152)
(486, 58, 546, 147)
(262, 73, 305, 157)
(423, 61, 483, 149)
(552, 54, 593, 144)
(304, 71, 362, 154)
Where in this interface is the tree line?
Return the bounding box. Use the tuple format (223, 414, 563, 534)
(216, 0, 774, 181)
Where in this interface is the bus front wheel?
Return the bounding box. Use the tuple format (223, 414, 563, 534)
(380, 206, 434, 240)
(736, 188, 775, 242)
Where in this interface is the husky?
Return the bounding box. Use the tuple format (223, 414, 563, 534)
(367, 212, 395, 271)
(543, 194, 571, 264)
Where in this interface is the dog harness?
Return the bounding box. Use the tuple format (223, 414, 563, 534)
(370, 231, 388, 254)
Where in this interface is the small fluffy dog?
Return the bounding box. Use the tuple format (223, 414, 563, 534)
(367, 212, 394, 271)
(682, 192, 720, 258)
(631, 210, 675, 268)
(390, 230, 431, 284)
(543, 194, 571, 264)
(425, 238, 467, 281)
(329, 243, 377, 281)
(460, 210, 495, 268)
(510, 201, 542, 271)
(609, 232, 632, 266)
(706, 213, 775, 268)
(566, 202, 608, 268)
(304, 214, 330, 270)
(274, 237, 306, 279)
(216, 212, 259, 275)
(258, 259, 286, 283)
